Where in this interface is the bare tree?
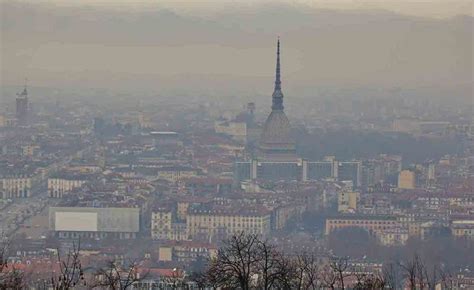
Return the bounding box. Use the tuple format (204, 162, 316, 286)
(415, 254, 428, 290)
(92, 260, 142, 290)
(255, 239, 287, 290)
(50, 241, 85, 290)
(400, 253, 422, 290)
(330, 256, 350, 290)
(367, 273, 386, 289)
(0, 235, 24, 290)
(352, 267, 368, 290)
(346, 263, 389, 290)
(161, 267, 185, 289)
(423, 263, 450, 290)
(423, 263, 438, 290)
(437, 266, 453, 289)
(289, 252, 321, 290)
(186, 270, 209, 290)
(382, 262, 400, 290)
(319, 263, 337, 290)
(252, 252, 295, 290)
(207, 232, 260, 290)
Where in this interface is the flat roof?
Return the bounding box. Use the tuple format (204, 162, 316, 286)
(150, 131, 178, 135)
(327, 215, 397, 221)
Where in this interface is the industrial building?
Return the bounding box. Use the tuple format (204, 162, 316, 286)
(49, 206, 140, 239)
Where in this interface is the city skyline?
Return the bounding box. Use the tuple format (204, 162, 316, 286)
(1, 2, 473, 288)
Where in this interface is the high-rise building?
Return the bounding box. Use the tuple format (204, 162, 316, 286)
(338, 191, 360, 213)
(233, 38, 302, 182)
(398, 170, 416, 189)
(338, 161, 362, 187)
(233, 40, 362, 185)
(15, 83, 28, 126)
(258, 38, 297, 162)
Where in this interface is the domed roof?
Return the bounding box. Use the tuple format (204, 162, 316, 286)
(257, 38, 297, 160)
(259, 110, 295, 150)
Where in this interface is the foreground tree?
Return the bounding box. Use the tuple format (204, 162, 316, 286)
(382, 262, 400, 290)
(400, 253, 432, 290)
(207, 232, 260, 289)
(289, 252, 321, 290)
(203, 233, 457, 290)
(254, 239, 289, 290)
(319, 263, 337, 290)
(91, 260, 141, 290)
(186, 270, 209, 289)
(50, 241, 86, 289)
(330, 256, 350, 289)
(0, 235, 24, 290)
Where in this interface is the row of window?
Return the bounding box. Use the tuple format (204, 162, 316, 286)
(190, 223, 264, 228)
(329, 220, 395, 225)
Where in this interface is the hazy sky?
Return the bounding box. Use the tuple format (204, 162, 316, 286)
(6, 0, 474, 18)
(1, 0, 472, 98)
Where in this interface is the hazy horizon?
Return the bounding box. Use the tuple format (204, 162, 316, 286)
(1, 0, 472, 101)
(4, 0, 474, 18)
(1, 2, 474, 288)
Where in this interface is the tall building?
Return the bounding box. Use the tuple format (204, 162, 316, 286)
(338, 161, 362, 187)
(398, 170, 416, 189)
(338, 191, 360, 213)
(15, 83, 28, 126)
(258, 38, 297, 161)
(233, 40, 362, 186)
(233, 38, 302, 182)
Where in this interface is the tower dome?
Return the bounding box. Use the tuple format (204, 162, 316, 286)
(258, 38, 297, 161)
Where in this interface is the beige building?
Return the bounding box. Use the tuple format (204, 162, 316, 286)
(378, 228, 409, 246)
(338, 191, 360, 213)
(392, 119, 420, 133)
(273, 203, 306, 230)
(451, 220, 474, 239)
(177, 201, 190, 221)
(215, 120, 247, 143)
(325, 215, 398, 235)
(398, 170, 415, 189)
(151, 210, 173, 240)
(158, 246, 173, 262)
(138, 111, 153, 128)
(1, 177, 32, 198)
(151, 208, 189, 241)
(158, 241, 217, 263)
(48, 178, 86, 198)
(22, 145, 40, 157)
(186, 206, 272, 241)
(157, 167, 198, 182)
(407, 222, 422, 238)
(0, 114, 6, 127)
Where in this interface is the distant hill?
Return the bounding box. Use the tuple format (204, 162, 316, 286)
(1, 2, 472, 98)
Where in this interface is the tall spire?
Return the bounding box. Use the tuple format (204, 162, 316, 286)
(275, 37, 281, 91)
(271, 37, 284, 111)
(21, 78, 28, 97)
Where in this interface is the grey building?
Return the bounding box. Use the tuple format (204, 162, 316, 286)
(49, 206, 140, 239)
